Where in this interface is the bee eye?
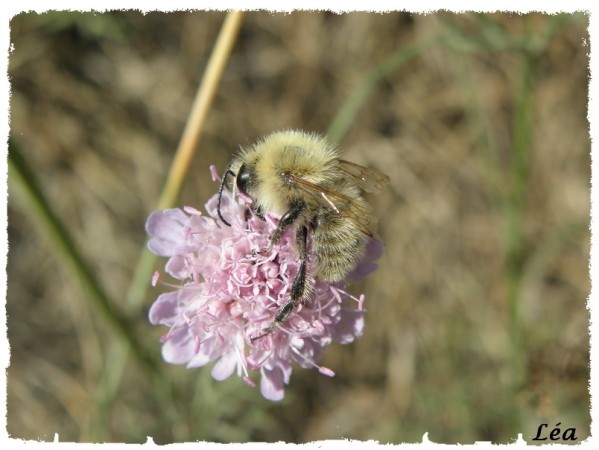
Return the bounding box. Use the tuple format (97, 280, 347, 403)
(236, 164, 251, 195)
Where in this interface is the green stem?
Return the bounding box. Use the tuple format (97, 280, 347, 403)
(8, 140, 159, 375)
(327, 40, 434, 143)
(502, 45, 536, 440)
(506, 50, 534, 367)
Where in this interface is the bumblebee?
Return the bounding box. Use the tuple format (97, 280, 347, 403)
(218, 130, 389, 339)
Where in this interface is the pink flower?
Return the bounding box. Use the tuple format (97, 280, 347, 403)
(146, 166, 383, 401)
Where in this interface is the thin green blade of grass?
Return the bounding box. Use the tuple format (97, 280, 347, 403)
(326, 40, 434, 144)
(441, 13, 575, 54)
(441, 13, 574, 207)
(437, 13, 577, 440)
(9, 141, 186, 441)
(505, 50, 535, 362)
(499, 43, 536, 441)
(444, 43, 504, 207)
(8, 140, 159, 376)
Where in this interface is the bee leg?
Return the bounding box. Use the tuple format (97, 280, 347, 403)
(251, 225, 309, 342)
(253, 204, 266, 221)
(280, 224, 309, 315)
(268, 200, 304, 250)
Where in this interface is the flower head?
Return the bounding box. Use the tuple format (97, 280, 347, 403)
(146, 166, 383, 401)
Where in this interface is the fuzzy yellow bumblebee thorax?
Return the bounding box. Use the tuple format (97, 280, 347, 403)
(240, 130, 340, 215)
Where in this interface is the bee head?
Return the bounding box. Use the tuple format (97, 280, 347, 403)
(217, 162, 255, 227)
(236, 163, 251, 197)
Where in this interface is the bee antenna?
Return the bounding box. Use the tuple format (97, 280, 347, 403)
(217, 164, 235, 227)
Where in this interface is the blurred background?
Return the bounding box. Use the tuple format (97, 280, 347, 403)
(7, 11, 590, 444)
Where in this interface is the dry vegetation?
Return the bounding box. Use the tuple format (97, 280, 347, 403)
(7, 11, 590, 444)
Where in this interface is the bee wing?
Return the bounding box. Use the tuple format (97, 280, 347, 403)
(286, 173, 377, 237)
(338, 159, 390, 194)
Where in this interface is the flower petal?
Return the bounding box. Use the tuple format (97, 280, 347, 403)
(349, 237, 384, 280)
(211, 351, 238, 381)
(162, 329, 195, 365)
(146, 209, 193, 256)
(165, 255, 189, 280)
(187, 349, 213, 368)
(330, 309, 365, 344)
(148, 292, 179, 325)
(260, 366, 285, 401)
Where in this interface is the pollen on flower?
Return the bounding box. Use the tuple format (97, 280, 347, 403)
(145, 167, 383, 401)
